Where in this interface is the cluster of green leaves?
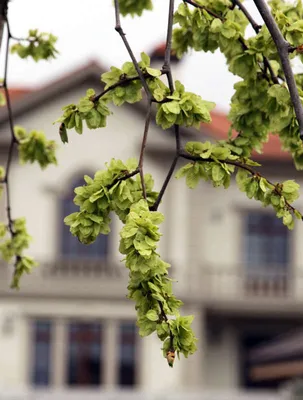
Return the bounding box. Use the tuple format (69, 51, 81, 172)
(57, 52, 216, 141)
(118, 0, 153, 16)
(228, 81, 294, 157)
(56, 53, 168, 141)
(56, 89, 111, 142)
(0, 124, 57, 287)
(11, 29, 58, 62)
(64, 158, 158, 244)
(101, 52, 166, 106)
(237, 172, 302, 229)
(0, 218, 37, 289)
(14, 126, 57, 169)
(269, 0, 303, 59)
(120, 200, 197, 364)
(172, 2, 248, 64)
(64, 159, 197, 365)
(156, 80, 215, 129)
(172, 0, 303, 167)
(176, 141, 302, 229)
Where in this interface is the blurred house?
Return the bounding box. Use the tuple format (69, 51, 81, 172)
(0, 46, 302, 398)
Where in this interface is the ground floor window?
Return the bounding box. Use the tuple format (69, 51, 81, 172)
(67, 322, 103, 386)
(30, 318, 138, 388)
(32, 320, 52, 386)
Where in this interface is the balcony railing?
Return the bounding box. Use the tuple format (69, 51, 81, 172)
(0, 258, 129, 298)
(187, 264, 303, 309)
(42, 258, 126, 279)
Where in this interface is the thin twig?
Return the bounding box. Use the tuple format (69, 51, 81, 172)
(263, 58, 280, 84)
(252, 0, 303, 139)
(163, 0, 175, 92)
(138, 101, 152, 200)
(179, 151, 256, 174)
(150, 155, 179, 212)
(113, 0, 152, 101)
(2, 18, 18, 236)
(4, 138, 15, 235)
(151, 0, 180, 212)
(179, 151, 297, 214)
(108, 168, 140, 189)
(185, 0, 279, 84)
(232, 0, 261, 32)
(94, 72, 164, 103)
(183, 0, 222, 19)
(232, 0, 279, 84)
(159, 301, 174, 348)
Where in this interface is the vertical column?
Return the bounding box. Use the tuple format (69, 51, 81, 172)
(140, 334, 182, 390)
(103, 319, 118, 388)
(166, 178, 189, 291)
(182, 306, 206, 388)
(52, 318, 67, 388)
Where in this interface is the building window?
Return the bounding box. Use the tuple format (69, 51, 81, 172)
(118, 321, 137, 386)
(244, 212, 290, 295)
(30, 318, 139, 388)
(61, 175, 109, 259)
(67, 322, 102, 386)
(245, 212, 290, 269)
(32, 320, 52, 386)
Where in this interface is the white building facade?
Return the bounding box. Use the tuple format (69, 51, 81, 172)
(0, 61, 302, 398)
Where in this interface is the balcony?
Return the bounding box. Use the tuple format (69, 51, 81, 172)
(0, 258, 129, 299)
(187, 264, 303, 314)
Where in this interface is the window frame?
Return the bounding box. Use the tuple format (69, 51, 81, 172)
(243, 211, 291, 271)
(30, 319, 53, 387)
(29, 317, 141, 389)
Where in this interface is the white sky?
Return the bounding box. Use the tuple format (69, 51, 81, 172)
(3, 0, 301, 112)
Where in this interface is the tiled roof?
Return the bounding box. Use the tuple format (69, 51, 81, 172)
(4, 63, 292, 162)
(202, 109, 291, 161)
(149, 43, 179, 62)
(0, 87, 31, 100)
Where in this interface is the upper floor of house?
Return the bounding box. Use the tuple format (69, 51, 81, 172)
(0, 62, 303, 314)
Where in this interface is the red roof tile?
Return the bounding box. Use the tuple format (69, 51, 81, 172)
(0, 87, 31, 101)
(1, 64, 292, 162)
(149, 42, 179, 62)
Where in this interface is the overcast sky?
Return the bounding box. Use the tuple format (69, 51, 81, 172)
(3, 0, 300, 112)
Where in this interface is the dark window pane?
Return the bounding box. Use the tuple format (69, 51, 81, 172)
(61, 175, 109, 259)
(32, 320, 52, 386)
(245, 212, 289, 269)
(118, 321, 137, 386)
(67, 322, 102, 386)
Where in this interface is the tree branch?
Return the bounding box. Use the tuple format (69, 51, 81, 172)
(163, 0, 175, 92)
(150, 155, 179, 212)
(232, 0, 261, 32)
(151, 0, 180, 213)
(179, 151, 298, 215)
(138, 100, 152, 200)
(113, 0, 152, 101)
(232, 0, 280, 84)
(252, 0, 303, 139)
(185, 0, 279, 84)
(159, 300, 174, 348)
(2, 17, 18, 236)
(183, 0, 222, 20)
(94, 72, 164, 103)
(108, 168, 140, 190)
